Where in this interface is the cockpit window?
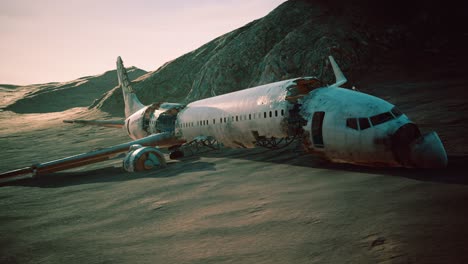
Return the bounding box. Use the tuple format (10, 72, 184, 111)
(346, 118, 358, 130)
(370, 112, 394, 126)
(359, 118, 371, 130)
(391, 107, 403, 118)
(346, 107, 402, 130)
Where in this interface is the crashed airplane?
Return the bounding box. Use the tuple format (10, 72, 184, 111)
(0, 56, 448, 183)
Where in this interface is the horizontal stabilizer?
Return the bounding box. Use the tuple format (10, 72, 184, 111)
(63, 119, 124, 128)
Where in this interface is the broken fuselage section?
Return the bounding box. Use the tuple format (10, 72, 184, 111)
(173, 78, 447, 169)
(175, 77, 319, 149)
(121, 56, 447, 169)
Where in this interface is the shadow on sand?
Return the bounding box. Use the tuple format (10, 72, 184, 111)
(3, 158, 216, 188)
(203, 147, 468, 185)
(3, 147, 467, 188)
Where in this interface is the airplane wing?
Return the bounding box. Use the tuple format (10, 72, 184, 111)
(63, 119, 125, 128)
(0, 132, 177, 184)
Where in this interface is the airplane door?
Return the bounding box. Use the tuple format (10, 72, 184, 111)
(312, 111, 325, 148)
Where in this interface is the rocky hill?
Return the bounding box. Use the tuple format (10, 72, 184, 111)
(91, 0, 467, 117)
(4, 67, 146, 113)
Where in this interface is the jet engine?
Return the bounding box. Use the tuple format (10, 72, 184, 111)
(122, 144, 166, 172)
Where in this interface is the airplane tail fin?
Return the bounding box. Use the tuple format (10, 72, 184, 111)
(117, 56, 145, 118)
(328, 56, 347, 87)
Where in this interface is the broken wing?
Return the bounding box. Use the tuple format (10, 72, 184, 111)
(0, 132, 178, 183)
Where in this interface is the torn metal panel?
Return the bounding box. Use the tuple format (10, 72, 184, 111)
(125, 102, 186, 140)
(176, 79, 299, 148)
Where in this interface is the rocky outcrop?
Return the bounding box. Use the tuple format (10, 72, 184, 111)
(90, 0, 466, 116)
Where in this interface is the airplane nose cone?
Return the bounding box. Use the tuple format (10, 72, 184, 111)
(408, 131, 448, 168)
(391, 124, 448, 168)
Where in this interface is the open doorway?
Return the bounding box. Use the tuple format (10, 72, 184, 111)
(312, 111, 325, 148)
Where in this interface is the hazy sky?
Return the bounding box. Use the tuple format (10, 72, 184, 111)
(0, 0, 286, 85)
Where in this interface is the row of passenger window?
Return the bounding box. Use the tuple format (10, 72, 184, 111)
(178, 109, 285, 128)
(346, 107, 403, 130)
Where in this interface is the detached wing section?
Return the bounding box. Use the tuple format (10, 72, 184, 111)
(0, 132, 176, 183)
(63, 119, 125, 128)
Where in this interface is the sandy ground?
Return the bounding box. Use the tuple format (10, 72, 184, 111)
(1, 48, 468, 263)
(0, 108, 467, 264)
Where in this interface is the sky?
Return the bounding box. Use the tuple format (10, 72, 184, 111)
(0, 0, 287, 85)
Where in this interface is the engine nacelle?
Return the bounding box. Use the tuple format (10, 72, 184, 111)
(123, 144, 166, 172)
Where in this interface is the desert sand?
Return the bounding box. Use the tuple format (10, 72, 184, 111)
(1, 17, 467, 262)
(0, 99, 467, 264)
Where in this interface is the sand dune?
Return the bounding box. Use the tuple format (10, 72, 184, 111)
(3, 67, 146, 114)
(0, 107, 467, 263)
(0, 1, 467, 262)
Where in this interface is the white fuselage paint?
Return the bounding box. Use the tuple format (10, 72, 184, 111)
(169, 78, 409, 166)
(175, 79, 294, 148)
(123, 78, 446, 168)
(119, 56, 447, 169)
(299, 87, 408, 166)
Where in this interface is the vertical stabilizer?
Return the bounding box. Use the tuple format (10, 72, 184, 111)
(116, 56, 145, 117)
(328, 56, 347, 87)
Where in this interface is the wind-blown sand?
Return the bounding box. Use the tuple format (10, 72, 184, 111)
(0, 107, 467, 264)
(1, 41, 468, 263)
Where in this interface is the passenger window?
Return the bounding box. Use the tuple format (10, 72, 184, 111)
(281, 109, 284, 116)
(264, 112, 267, 118)
(346, 118, 358, 130)
(269, 111, 272, 118)
(370, 112, 393, 126)
(359, 118, 371, 130)
(275, 110, 278, 117)
(213, 119, 216, 124)
(236, 116, 238, 122)
(391, 107, 403, 118)
(249, 114, 251, 120)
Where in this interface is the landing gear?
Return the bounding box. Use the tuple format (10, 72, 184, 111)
(255, 136, 296, 150)
(175, 136, 220, 158)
